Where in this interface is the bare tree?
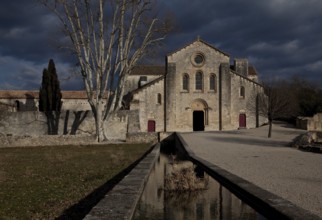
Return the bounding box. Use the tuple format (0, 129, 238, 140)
(41, 0, 168, 141)
(248, 80, 297, 138)
(289, 76, 322, 117)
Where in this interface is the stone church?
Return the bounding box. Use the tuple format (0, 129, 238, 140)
(0, 39, 266, 137)
(124, 38, 266, 133)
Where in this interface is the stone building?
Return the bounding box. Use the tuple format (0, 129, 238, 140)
(0, 39, 266, 136)
(125, 38, 266, 132)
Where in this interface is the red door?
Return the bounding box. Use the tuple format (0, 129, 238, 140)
(147, 120, 156, 132)
(239, 114, 246, 128)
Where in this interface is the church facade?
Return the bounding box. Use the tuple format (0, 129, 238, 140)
(125, 39, 266, 133)
(0, 39, 266, 137)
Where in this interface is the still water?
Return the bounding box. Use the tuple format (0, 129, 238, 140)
(133, 153, 265, 220)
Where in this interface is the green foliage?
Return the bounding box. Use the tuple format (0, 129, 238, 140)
(39, 59, 62, 112)
(39, 59, 63, 134)
(0, 143, 150, 219)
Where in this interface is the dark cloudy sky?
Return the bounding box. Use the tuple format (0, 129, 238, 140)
(0, 0, 322, 90)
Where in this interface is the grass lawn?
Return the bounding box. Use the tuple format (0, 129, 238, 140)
(0, 143, 151, 220)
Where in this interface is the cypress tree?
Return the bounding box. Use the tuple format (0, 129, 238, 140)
(39, 59, 62, 134)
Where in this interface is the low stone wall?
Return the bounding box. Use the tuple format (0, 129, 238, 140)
(296, 113, 322, 131)
(296, 117, 309, 130)
(175, 133, 321, 219)
(126, 132, 158, 143)
(84, 144, 160, 220)
(308, 114, 322, 131)
(0, 111, 47, 136)
(0, 110, 134, 141)
(126, 132, 173, 143)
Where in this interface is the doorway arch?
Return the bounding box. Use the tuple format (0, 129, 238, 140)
(191, 99, 208, 131)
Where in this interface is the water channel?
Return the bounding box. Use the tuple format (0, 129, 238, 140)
(133, 147, 266, 220)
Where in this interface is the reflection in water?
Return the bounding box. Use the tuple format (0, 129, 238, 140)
(134, 153, 265, 220)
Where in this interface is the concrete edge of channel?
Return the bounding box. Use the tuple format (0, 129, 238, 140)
(84, 143, 160, 220)
(176, 133, 321, 220)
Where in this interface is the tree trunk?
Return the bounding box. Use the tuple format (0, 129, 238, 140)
(71, 111, 89, 135)
(53, 111, 60, 135)
(268, 119, 272, 138)
(45, 111, 54, 135)
(94, 105, 105, 142)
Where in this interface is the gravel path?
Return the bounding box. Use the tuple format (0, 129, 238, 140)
(180, 123, 322, 217)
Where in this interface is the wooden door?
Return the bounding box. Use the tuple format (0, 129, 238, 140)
(239, 114, 246, 128)
(147, 120, 156, 132)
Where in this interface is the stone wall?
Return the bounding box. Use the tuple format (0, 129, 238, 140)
(124, 75, 161, 95)
(308, 113, 322, 131)
(131, 79, 164, 132)
(0, 110, 133, 140)
(0, 98, 38, 111)
(0, 111, 47, 136)
(126, 132, 173, 144)
(296, 117, 310, 130)
(220, 63, 232, 130)
(0, 102, 16, 112)
(61, 99, 92, 111)
(229, 71, 265, 129)
(104, 111, 129, 140)
(0, 97, 103, 112)
(126, 132, 158, 143)
(296, 113, 322, 131)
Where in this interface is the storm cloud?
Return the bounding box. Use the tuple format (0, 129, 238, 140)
(162, 0, 322, 83)
(0, 0, 321, 89)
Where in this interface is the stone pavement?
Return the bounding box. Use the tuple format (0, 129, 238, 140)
(179, 123, 322, 218)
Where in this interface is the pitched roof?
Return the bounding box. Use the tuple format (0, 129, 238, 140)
(167, 38, 230, 57)
(229, 70, 262, 87)
(61, 91, 88, 99)
(0, 90, 39, 99)
(130, 65, 165, 76)
(230, 65, 258, 76)
(0, 90, 91, 99)
(248, 66, 258, 76)
(131, 76, 164, 94)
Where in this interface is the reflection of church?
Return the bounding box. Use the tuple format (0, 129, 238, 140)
(135, 152, 258, 219)
(124, 38, 266, 132)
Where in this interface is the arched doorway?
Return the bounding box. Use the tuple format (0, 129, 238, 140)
(239, 114, 246, 128)
(191, 99, 208, 131)
(193, 111, 204, 131)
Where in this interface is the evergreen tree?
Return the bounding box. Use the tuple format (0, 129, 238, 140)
(39, 59, 62, 134)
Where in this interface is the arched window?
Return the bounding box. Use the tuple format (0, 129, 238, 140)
(195, 71, 203, 90)
(209, 74, 216, 91)
(182, 74, 189, 91)
(157, 93, 162, 104)
(240, 86, 245, 98)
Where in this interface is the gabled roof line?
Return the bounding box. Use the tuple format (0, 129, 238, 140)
(0, 90, 95, 99)
(131, 76, 164, 95)
(167, 38, 230, 57)
(229, 69, 262, 87)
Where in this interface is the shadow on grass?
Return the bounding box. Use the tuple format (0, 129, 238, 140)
(57, 144, 155, 220)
